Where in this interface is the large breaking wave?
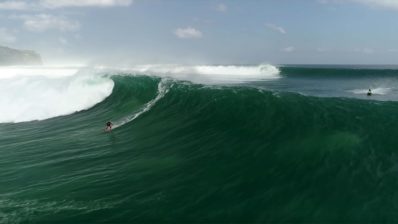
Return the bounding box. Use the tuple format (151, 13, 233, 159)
(0, 64, 280, 123)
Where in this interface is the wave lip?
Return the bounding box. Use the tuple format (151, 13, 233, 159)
(123, 64, 280, 84)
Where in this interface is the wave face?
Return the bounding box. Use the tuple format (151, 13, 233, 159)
(2, 66, 398, 222)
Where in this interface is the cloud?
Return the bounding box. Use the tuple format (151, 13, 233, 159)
(216, 3, 227, 12)
(282, 46, 295, 52)
(174, 27, 203, 39)
(16, 14, 80, 32)
(316, 47, 331, 52)
(0, 28, 16, 44)
(59, 37, 68, 45)
(0, 1, 32, 10)
(351, 0, 398, 9)
(353, 47, 374, 54)
(0, 0, 133, 10)
(40, 0, 133, 8)
(320, 0, 398, 10)
(265, 23, 286, 34)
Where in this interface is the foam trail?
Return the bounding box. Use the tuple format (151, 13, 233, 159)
(112, 79, 169, 129)
(349, 87, 391, 95)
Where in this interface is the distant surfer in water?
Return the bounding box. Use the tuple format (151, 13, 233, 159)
(367, 89, 372, 96)
(105, 121, 113, 132)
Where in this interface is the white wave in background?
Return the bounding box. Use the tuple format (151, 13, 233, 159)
(0, 66, 80, 79)
(113, 79, 170, 129)
(349, 87, 391, 95)
(0, 67, 114, 123)
(97, 64, 281, 84)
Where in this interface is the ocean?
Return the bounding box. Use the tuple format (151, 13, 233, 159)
(1, 64, 398, 223)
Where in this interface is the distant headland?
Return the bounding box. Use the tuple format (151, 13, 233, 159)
(0, 45, 42, 66)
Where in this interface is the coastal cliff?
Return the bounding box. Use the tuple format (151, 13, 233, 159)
(0, 46, 42, 66)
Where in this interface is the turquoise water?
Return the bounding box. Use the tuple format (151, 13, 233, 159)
(2, 66, 398, 223)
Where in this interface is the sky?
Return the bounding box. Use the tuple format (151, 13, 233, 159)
(1, 0, 398, 65)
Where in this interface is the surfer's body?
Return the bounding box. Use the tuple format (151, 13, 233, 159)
(105, 121, 113, 132)
(367, 89, 372, 96)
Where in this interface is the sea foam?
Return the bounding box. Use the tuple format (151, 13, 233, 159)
(99, 64, 281, 84)
(0, 66, 114, 123)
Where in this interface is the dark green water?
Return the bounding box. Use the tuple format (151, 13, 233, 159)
(2, 67, 398, 223)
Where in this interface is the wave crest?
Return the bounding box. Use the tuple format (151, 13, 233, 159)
(101, 64, 280, 84)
